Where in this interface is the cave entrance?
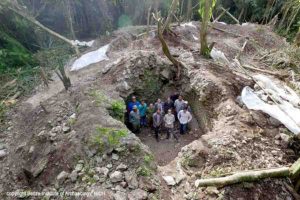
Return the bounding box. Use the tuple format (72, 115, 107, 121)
(124, 83, 203, 166)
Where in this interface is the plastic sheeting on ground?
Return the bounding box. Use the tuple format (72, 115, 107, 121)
(241, 75, 300, 135)
(71, 40, 95, 47)
(180, 22, 196, 29)
(210, 48, 230, 65)
(71, 44, 109, 71)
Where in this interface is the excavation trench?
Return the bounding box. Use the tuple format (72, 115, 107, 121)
(119, 68, 213, 166)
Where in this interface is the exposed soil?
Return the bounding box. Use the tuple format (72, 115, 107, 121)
(137, 126, 200, 166)
(0, 22, 298, 200)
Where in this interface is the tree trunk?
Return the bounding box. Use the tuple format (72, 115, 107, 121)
(6, 5, 80, 56)
(195, 167, 290, 187)
(295, 28, 300, 47)
(200, 0, 211, 56)
(153, 13, 182, 80)
(162, 0, 179, 33)
(65, 0, 76, 40)
(187, 0, 193, 21)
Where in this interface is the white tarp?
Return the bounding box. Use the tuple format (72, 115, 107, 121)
(241, 75, 300, 135)
(180, 22, 196, 29)
(71, 44, 109, 71)
(71, 40, 95, 47)
(210, 48, 230, 65)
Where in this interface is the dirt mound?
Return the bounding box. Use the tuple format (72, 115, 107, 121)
(0, 22, 297, 199)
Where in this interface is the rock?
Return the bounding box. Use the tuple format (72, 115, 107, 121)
(62, 124, 71, 133)
(109, 171, 123, 183)
(138, 177, 157, 192)
(107, 163, 113, 169)
(120, 181, 128, 188)
(162, 176, 176, 186)
(160, 68, 171, 80)
(96, 167, 109, 177)
(112, 153, 119, 160)
(174, 173, 186, 184)
(269, 117, 281, 127)
(127, 189, 148, 200)
(235, 96, 244, 107)
(250, 111, 267, 127)
(125, 171, 139, 189)
(69, 170, 78, 183)
(0, 143, 6, 150)
(31, 157, 48, 177)
(206, 186, 219, 195)
(93, 174, 100, 181)
(0, 149, 8, 158)
(279, 133, 290, 143)
(69, 113, 76, 119)
(114, 191, 128, 200)
(57, 171, 69, 183)
(29, 146, 35, 154)
(51, 126, 62, 133)
(75, 163, 84, 172)
(116, 163, 128, 171)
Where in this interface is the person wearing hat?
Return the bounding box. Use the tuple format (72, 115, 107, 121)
(129, 105, 141, 133)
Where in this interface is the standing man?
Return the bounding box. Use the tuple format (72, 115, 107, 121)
(127, 96, 141, 113)
(129, 105, 141, 134)
(174, 95, 185, 117)
(164, 97, 174, 114)
(139, 100, 148, 127)
(153, 109, 163, 142)
(147, 103, 155, 128)
(154, 99, 164, 114)
(178, 106, 192, 135)
(164, 109, 178, 142)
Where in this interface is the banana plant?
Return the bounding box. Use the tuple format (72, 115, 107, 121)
(199, 0, 216, 56)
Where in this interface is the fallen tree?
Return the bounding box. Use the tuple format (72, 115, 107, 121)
(0, 1, 80, 56)
(195, 158, 300, 188)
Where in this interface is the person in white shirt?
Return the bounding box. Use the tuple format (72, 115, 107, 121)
(177, 106, 192, 135)
(164, 109, 178, 141)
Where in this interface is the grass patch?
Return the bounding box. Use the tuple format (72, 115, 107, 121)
(108, 100, 125, 122)
(90, 127, 128, 153)
(137, 166, 152, 177)
(89, 90, 108, 106)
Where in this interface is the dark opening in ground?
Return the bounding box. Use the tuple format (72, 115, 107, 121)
(124, 85, 203, 166)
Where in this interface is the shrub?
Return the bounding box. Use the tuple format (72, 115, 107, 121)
(108, 100, 125, 122)
(91, 127, 128, 153)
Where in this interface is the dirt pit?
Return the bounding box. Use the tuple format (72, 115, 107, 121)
(123, 85, 203, 166)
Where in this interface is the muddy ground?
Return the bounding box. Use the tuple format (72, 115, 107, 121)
(0, 22, 299, 200)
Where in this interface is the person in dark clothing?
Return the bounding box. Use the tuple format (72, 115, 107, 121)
(127, 96, 141, 113)
(170, 92, 180, 103)
(164, 97, 174, 114)
(153, 109, 163, 142)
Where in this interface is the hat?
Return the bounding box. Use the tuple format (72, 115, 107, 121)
(133, 105, 138, 109)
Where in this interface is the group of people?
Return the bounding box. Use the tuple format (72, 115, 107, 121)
(127, 94, 193, 142)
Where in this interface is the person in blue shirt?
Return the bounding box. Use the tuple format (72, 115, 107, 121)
(127, 96, 141, 113)
(138, 100, 148, 127)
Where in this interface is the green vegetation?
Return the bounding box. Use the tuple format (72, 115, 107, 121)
(90, 127, 128, 153)
(0, 102, 7, 123)
(108, 100, 126, 122)
(137, 166, 152, 177)
(137, 153, 155, 177)
(89, 90, 108, 106)
(181, 155, 198, 169)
